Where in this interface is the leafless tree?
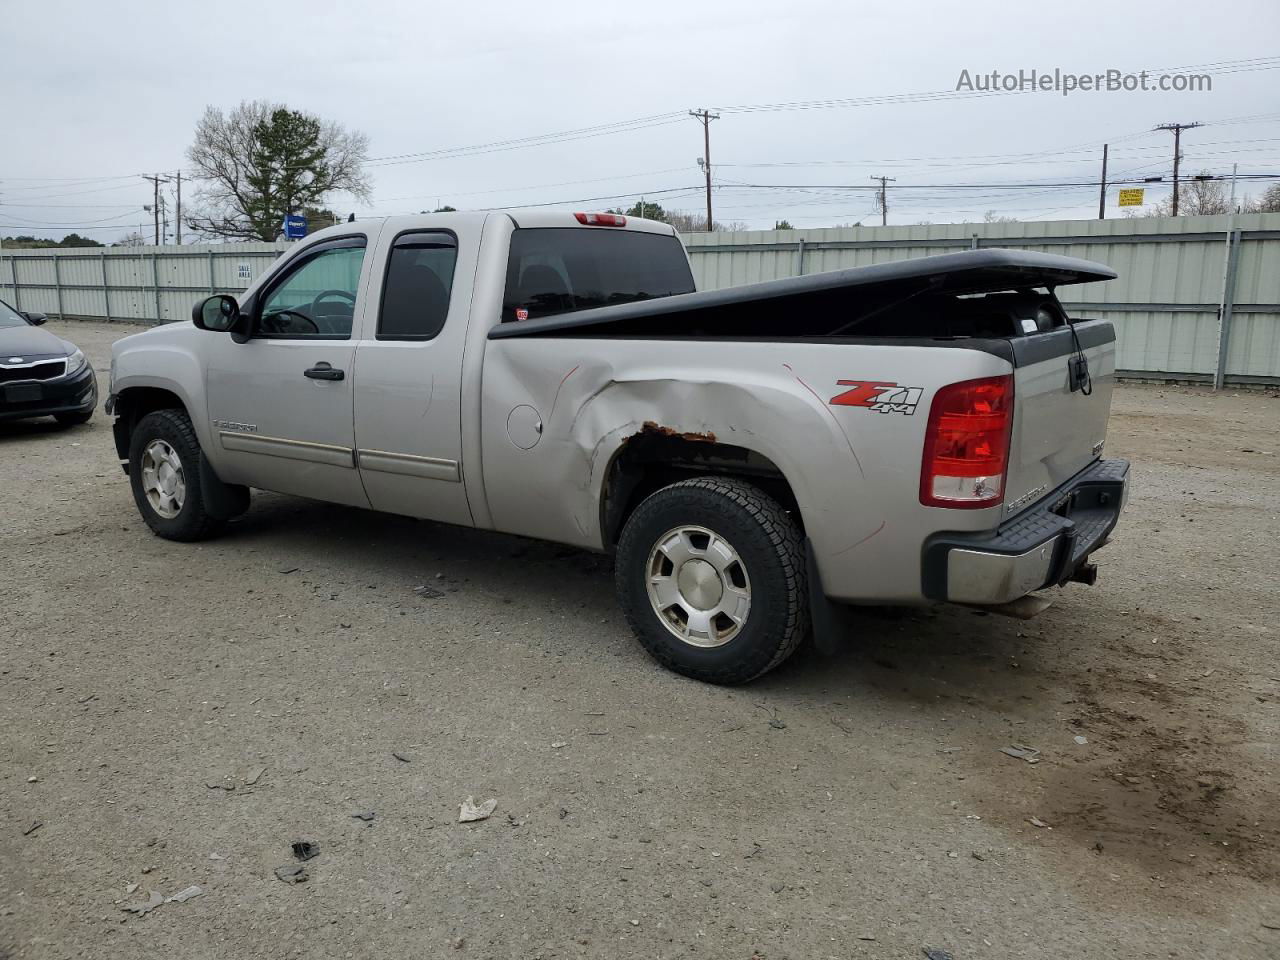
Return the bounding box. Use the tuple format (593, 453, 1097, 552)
(1244, 183, 1280, 213)
(1133, 171, 1231, 217)
(185, 100, 372, 241)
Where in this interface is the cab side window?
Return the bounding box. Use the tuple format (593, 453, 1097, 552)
(257, 240, 367, 339)
(378, 232, 458, 340)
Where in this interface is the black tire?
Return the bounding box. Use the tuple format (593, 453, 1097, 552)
(128, 409, 227, 542)
(54, 409, 93, 426)
(615, 477, 809, 684)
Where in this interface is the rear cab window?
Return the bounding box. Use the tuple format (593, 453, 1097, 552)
(378, 231, 458, 340)
(502, 228, 694, 323)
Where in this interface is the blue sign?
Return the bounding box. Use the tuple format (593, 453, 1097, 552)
(284, 215, 308, 239)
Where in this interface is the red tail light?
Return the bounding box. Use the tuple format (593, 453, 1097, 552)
(574, 212, 626, 227)
(920, 375, 1014, 509)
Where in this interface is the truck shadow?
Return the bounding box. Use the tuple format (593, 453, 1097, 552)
(223, 489, 1059, 712)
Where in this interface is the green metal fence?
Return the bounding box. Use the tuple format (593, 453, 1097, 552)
(4, 212, 1278, 385)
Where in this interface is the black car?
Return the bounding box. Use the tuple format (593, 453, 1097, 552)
(0, 299, 97, 426)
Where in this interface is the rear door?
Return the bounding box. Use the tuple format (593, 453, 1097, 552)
(351, 226, 475, 526)
(1002, 320, 1116, 515)
(204, 233, 374, 507)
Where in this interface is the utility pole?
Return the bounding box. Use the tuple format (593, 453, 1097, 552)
(871, 175, 896, 226)
(174, 170, 182, 245)
(1098, 144, 1108, 220)
(1155, 122, 1202, 217)
(141, 174, 162, 244)
(141, 173, 173, 244)
(689, 109, 719, 231)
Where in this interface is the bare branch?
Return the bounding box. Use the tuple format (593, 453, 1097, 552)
(185, 100, 371, 241)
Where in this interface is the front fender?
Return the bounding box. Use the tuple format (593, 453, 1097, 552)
(110, 332, 213, 460)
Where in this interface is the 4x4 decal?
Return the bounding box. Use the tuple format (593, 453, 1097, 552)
(829, 380, 924, 415)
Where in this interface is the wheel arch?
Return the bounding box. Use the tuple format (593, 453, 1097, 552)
(600, 425, 804, 549)
(110, 383, 192, 467)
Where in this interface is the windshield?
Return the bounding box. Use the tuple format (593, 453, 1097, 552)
(0, 299, 28, 329)
(503, 228, 695, 322)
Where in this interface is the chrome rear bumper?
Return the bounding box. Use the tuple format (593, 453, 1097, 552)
(923, 458, 1130, 605)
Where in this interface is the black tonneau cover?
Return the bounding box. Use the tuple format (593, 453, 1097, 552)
(489, 248, 1116, 340)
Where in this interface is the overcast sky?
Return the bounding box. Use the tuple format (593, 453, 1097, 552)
(4, 0, 1278, 242)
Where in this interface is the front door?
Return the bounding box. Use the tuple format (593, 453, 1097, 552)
(205, 234, 373, 507)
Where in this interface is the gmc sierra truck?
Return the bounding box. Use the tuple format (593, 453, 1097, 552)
(107, 211, 1129, 683)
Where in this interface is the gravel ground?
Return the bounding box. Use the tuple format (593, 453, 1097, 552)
(2, 321, 1278, 960)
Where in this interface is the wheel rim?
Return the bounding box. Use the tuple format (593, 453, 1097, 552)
(140, 439, 186, 519)
(645, 524, 751, 648)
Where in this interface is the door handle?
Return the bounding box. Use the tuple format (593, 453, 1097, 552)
(304, 362, 344, 381)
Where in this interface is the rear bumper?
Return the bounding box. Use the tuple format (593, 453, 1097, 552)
(0, 364, 97, 422)
(922, 458, 1130, 605)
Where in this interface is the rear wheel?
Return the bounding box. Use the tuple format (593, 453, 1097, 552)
(615, 476, 809, 684)
(128, 409, 226, 541)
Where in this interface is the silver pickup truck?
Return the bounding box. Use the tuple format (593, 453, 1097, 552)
(107, 210, 1129, 683)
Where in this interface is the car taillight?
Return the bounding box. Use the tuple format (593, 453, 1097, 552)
(574, 212, 626, 226)
(920, 374, 1014, 509)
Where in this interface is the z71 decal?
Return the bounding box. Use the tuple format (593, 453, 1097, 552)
(829, 380, 924, 416)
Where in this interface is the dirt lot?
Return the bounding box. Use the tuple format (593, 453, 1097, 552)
(2, 321, 1278, 960)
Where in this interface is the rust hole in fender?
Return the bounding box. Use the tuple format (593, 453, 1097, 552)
(641, 421, 717, 444)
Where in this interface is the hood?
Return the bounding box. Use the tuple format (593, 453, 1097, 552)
(0, 324, 72, 360)
(112, 320, 201, 355)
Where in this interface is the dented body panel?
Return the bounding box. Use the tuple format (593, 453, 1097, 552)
(479, 336, 1009, 602)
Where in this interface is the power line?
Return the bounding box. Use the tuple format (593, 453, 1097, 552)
(0, 209, 143, 227)
(714, 173, 1277, 191)
(3, 78, 1279, 192)
(0, 221, 151, 232)
(365, 167, 691, 206)
(709, 55, 1280, 116)
(365, 114, 687, 168)
(0, 201, 145, 209)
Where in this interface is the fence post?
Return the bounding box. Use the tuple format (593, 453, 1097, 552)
(53, 253, 64, 320)
(208, 249, 216, 293)
(151, 252, 163, 324)
(101, 250, 112, 322)
(10, 256, 20, 311)
(796, 238, 806, 277)
(1213, 229, 1242, 390)
(970, 233, 979, 250)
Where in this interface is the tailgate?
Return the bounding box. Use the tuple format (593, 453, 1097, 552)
(1003, 320, 1116, 514)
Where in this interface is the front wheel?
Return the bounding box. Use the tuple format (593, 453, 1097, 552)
(128, 409, 227, 542)
(615, 477, 809, 684)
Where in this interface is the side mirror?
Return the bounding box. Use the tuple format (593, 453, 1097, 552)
(193, 294, 240, 332)
(22, 312, 47, 325)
